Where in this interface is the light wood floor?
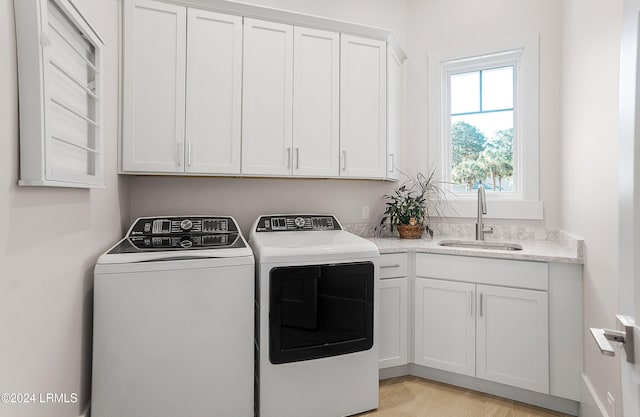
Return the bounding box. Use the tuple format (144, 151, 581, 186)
(356, 376, 573, 417)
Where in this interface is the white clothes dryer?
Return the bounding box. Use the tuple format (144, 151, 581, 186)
(92, 216, 254, 417)
(250, 214, 379, 417)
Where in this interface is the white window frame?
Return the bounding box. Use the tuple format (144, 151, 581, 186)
(428, 35, 542, 219)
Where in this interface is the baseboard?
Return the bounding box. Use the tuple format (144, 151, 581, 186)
(379, 363, 579, 416)
(580, 373, 609, 417)
(379, 364, 410, 380)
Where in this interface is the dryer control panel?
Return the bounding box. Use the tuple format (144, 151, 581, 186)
(255, 215, 342, 232)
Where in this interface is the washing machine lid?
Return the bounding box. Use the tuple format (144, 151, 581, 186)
(97, 216, 253, 264)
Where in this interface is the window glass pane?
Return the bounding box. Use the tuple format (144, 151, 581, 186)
(450, 71, 480, 114)
(450, 110, 513, 193)
(482, 66, 513, 111)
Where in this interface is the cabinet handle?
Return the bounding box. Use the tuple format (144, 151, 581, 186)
(468, 291, 473, 316)
(389, 153, 394, 173)
(286, 147, 291, 169)
(342, 150, 347, 171)
(176, 142, 182, 167)
(479, 293, 484, 317)
(295, 148, 299, 169)
(380, 264, 400, 269)
(187, 143, 192, 167)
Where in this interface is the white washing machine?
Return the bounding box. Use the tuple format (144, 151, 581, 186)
(92, 216, 254, 417)
(250, 214, 380, 417)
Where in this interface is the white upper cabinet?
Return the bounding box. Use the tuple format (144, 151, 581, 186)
(122, 1, 242, 174)
(185, 9, 242, 174)
(15, 0, 104, 188)
(242, 23, 339, 177)
(340, 35, 387, 178)
(122, 0, 186, 173)
(119, 0, 406, 179)
(292, 27, 340, 177)
(387, 48, 403, 180)
(241, 18, 294, 176)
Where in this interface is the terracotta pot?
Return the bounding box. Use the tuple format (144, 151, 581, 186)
(397, 224, 424, 239)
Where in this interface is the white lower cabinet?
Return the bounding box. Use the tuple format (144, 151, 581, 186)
(413, 253, 550, 394)
(414, 278, 475, 376)
(378, 254, 409, 369)
(378, 251, 581, 406)
(476, 285, 549, 393)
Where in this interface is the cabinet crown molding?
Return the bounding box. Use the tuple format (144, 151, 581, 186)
(145, 0, 407, 60)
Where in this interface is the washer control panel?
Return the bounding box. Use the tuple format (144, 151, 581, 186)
(127, 233, 234, 250)
(128, 216, 237, 237)
(108, 216, 244, 253)
(255, 215, 341, 232)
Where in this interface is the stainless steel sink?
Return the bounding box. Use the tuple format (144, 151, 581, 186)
(438, 240, 523, 251)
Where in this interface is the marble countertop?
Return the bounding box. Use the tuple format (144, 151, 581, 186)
(367, 236, 584, 264)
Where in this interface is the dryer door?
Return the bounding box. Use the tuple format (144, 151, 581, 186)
(269, 261, 374, 364)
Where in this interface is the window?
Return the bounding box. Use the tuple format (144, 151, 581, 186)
(448, 58, 515, 194)
(428, 36, 542, 219)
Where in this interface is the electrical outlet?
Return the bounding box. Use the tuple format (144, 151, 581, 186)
(361, 205, 370, 220)
(607, 391, 615, 417)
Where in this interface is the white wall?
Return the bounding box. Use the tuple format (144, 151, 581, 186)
(560, 1, 624, 416)
(0, 1, 125, 416)
(127, 0, 409, 234)
(404, 0, 563, 227)
(130, 177, 400, 237)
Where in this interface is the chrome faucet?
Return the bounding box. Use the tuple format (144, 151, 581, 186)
(476, 184, 493, 241)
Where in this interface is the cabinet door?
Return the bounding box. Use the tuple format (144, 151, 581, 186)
(242, 18, 293, 176)
(414, 278, 475, 377)
(185, 9, 242, 174)
(292, 27, 340, 177)
(476, 285, 549, 393)
(340, 35, 387, 178)
(122, 0, 186, 172)
(386, 48, 402, 180)
(379, 277, 408, 369)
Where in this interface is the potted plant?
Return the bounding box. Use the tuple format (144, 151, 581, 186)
(378, 170, 449, 239)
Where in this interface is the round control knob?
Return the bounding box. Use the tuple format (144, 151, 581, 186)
(179, 239, 193, 248)
(180, 219, 193, 230)
(294, 217, 306, 228)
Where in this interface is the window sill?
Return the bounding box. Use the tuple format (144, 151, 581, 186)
(440, 199, 543, 220)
